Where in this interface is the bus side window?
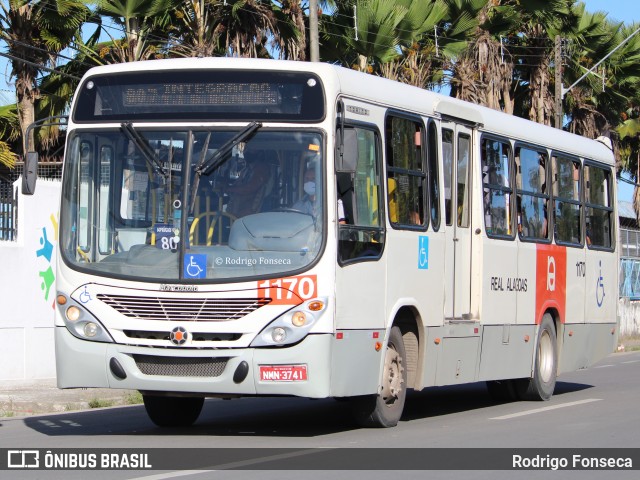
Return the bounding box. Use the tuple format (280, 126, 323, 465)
(515, 146, 549, 241)
(481, 137, 513, 237)
(584, 163, 613, 248)
(552, 155, 581, 245)
(385, 115, 426, 228)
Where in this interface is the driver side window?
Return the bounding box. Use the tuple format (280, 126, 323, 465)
(337, 126, 385, 264)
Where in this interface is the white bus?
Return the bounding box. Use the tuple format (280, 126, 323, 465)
(24, 58, 618, 428)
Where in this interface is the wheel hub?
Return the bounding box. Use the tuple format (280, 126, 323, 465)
(380, 342, 404, 406)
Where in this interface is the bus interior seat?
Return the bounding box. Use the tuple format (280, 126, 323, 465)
(228, 211, 315, 252)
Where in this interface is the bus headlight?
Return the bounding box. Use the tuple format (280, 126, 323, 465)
(272, 327, 287, 343)
(66, 306, 81, 322)
(251, 298, 327, 347)
(291, 311, 307, 327)
(56, 290, 113, 343)
(83, 322, 99, 338)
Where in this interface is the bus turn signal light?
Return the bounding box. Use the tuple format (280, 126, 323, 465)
(307, 300, 324, 311)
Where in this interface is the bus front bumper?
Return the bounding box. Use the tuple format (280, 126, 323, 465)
(55, 326, 333, 398)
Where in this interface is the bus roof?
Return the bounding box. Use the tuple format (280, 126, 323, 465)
(81, 57, 615, 166)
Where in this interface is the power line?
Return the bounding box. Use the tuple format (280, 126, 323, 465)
(0, 52, 82, 81)
(3, 37, 96, 70)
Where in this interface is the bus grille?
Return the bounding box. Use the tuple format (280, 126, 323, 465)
(97, 294, 270, 321)
(124, 330, 242, 342)
(133, 354, 229, 377)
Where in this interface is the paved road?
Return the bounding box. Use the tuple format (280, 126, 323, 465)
(1, 351, 639, 479)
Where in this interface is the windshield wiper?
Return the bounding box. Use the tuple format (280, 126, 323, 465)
(198, 121, 262, 176)
(189, 121, 262, 214)
(121, 122, 168, 179)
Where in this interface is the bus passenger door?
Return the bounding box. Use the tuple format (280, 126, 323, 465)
(335, 124, 387, 331)
(442, 123, 473, 320)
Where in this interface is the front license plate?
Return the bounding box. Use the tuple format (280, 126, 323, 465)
(259, 365, 308, 382)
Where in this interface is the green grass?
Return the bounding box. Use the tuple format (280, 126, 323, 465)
(125, 391, 143, 405)
(88, 398, 115, 409)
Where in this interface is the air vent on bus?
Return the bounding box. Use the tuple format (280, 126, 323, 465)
(133, 354, 229, 377)
(96, 294, 271, 321)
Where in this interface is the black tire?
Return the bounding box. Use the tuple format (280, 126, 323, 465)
(515, 314, 558, 401)
(142, 394, 204, 427)
(486, 379, 518, 402)
(351, 326, 407, 428)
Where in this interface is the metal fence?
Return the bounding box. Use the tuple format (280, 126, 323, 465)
(12, 162, 63, 182)
(0, 180, 17, 241)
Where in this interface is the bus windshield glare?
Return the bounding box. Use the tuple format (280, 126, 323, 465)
(60, 128, 324, 282)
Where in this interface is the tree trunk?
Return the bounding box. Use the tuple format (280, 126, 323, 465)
(18, 91, 36, 153)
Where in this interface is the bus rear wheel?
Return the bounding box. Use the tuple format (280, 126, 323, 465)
(142, 394, 204, 427)
(516, 314, 557, 401)
(351, 326, 407, 428)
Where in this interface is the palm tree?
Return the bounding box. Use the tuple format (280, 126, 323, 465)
(208, 0, 280, 58)
(0, 103, 19, 168)
(377, 0, 448, 88)
(273, 0, 307, 60)
(445, 0, 505, 108)
(511, 0, 577, 125)
(0, 0, 90, 153)
(563, 4, 624, 138)
(93, 0, 178, 63)
(165, 0, 223, 58)
(320, 0, 446, 78)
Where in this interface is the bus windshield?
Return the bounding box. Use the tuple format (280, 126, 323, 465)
(60, 128, 324, 282)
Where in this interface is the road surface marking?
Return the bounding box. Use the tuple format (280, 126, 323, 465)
(594, 364, 614, 368)
(622, 360, 640, 364)
(489, 398, 602, 420)
(131, 448, 335, 479)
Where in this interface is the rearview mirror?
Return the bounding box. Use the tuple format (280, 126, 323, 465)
(336, 128, 358, 173)
(22, 151, 38, 195)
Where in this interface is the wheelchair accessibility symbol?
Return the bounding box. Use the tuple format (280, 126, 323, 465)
(184, 254, 207, 279)
(79, 285, 92, 304)
(596, 260, 605, 307)
(418, 236, 429, 270)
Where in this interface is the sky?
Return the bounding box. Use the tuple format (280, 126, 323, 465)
(2, 1, 640, 198)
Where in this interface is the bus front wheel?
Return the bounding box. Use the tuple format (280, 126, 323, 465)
(142, 394, 204, 427)
(351, 326, 407, 428)
(516, 314, 558, 401)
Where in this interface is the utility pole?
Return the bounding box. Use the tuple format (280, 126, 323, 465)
(309, 0, 319, 62)
(554, 35, 563, 130)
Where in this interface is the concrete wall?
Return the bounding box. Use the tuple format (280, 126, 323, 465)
(0, 179, 60, 382)
(618, 297, 640, 337)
